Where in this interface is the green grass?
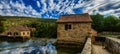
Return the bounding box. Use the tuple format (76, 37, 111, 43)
(99, 34, 117, 38)
(0, 16, 57, 30)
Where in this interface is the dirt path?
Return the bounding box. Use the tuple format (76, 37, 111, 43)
(92, 44, 111, 54)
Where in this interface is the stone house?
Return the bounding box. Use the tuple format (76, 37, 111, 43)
(56, 13, 96, 47)
(1, 26, 35, 38)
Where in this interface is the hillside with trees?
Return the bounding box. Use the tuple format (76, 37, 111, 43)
(0, 16, 5, 33)
(91, 14, 120, 32)
(0, 14, 120, 38)
(0, 16, 57, 38)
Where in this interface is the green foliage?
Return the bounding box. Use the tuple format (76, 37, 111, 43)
(25, 22, 57, 38)
(91, 14, 120, 32)
(19, 17, 57, 38)
(2, 14, 120, 38)
(24, 21, 40, 28)
(1, 16, 56, 30)
(40, 18, 57, 22)
(0, 26, 4, 33)
(103, 16, 119, 31)
(0, 16, 57, 38)
(34, 22, 57, 38)
(91, 14, 104, 32)
(0, 17, 5, 33)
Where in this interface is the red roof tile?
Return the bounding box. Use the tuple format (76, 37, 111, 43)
(8, 26, 34, 31)
(56, 13, 92, 23)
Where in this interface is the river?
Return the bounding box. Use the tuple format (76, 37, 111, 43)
(0, 39, 81, 54)
(0, 39, 57, 54)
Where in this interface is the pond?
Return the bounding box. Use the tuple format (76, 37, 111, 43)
(0, 39, 82, 54)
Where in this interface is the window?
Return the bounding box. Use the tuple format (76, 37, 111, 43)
(27, 32, 29, 35)
(68, 24, 71, 29)
(23, 32, 25, 35)
(65, 24, 72, 30)
(14, 32, 18, 36)
(7, 32, 12, 36)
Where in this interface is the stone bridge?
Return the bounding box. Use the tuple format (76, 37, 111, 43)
(80, 36, 120, 54)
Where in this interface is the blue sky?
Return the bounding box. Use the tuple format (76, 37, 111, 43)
(0, 0, 120, 18)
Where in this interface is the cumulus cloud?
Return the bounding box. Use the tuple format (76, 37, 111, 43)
(0, 0, 41, 17)
(0, 0, 120, 18)
(83, 0, 120, 17)
(37, 1, 40, 7)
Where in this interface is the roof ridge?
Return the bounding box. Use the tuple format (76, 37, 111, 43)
(56, 13, 92, 23)
(10, 25, 30, 31)
(60, 13, 89, 16)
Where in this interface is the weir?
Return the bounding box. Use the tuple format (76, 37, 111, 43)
(0, 39, 57, 54)
(0, 36, 119, 54)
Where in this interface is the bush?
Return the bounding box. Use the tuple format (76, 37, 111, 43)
(34, 22, 57, 38)
(24, 21, 57, 38)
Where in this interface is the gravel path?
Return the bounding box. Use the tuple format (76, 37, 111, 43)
(92, 44, 111, 54)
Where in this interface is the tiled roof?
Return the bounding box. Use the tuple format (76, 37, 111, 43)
(8, 26, 31, 31)
(56, 13, 92, 23)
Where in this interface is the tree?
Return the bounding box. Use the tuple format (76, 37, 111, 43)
(24, 21, 39, 28)
(116, 17, 120, 32)
(34, 22, 57, 38)
(0, 17, 4, 33)
(91, 14, 104, 32)
(104, 16, 119, 32)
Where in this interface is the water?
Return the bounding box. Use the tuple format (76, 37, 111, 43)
(0, 39, 57, 54)
(57, 47, 81, 54)
(0, 39, 82, 54)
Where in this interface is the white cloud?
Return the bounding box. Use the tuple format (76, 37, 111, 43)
(37, 1, 40, 7)
(0, 5, 3, 9)
(83, 0, 120, 17)
(0, 0, 120, 18)
(98, 8, 120, 17)
(0, 0, 41, 17)
(40, 0, 47, 13)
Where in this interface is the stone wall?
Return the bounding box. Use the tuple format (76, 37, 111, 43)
(57, 23, 91, 43)
(105, 37, 120, 54)
(80, 37, 92, 54)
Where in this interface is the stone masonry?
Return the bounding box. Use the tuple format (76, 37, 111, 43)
(56, 13, 95, 48)
(105, 37, 120, 54)
(57, 23, 91, 43)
